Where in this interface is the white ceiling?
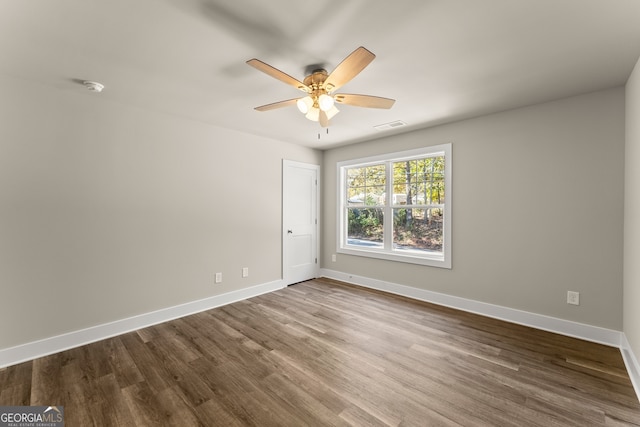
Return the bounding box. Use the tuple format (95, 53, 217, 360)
(2, 0, 640, 149)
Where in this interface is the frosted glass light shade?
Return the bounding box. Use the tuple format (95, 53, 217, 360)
(305, 107, 320, 121)
(297, 96, 313, 114)
(325, 105, 340, 119)
(318, 94, 334, 111)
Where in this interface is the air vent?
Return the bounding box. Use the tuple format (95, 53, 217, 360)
(373, 120, 407, 131)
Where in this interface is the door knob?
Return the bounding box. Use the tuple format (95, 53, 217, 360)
(287, 230, 293, 234)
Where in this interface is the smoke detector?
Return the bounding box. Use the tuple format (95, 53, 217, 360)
(83, 81, 104, 92)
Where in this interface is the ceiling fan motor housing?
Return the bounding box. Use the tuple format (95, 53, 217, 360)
(304, 70, 329, 89)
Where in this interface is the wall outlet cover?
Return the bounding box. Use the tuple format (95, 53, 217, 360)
(567, 291, 580, 305)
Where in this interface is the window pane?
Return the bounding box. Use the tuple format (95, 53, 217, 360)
(393, 156, 445, 205)
(347, 207, 384, 248)
(346, 164, 385, 206)
(393, 208, 443, 253)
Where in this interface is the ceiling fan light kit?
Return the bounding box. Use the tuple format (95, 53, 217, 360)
(246, 46, 395, 128)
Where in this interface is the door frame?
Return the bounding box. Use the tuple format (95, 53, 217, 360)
(282, 159, 320, 285)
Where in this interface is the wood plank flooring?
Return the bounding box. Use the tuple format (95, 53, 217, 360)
(1, 278, 639, 426)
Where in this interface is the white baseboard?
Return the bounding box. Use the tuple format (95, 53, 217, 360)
(0, 280, 285, 369)
(320, 269, 622, 346)
(621, 334, 640, 402)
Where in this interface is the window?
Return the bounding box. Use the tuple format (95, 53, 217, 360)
(337, 144, 451, 268)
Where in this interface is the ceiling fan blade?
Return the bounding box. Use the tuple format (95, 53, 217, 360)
(254, 98, 299, 111)
(246, 59, 310, 93)
(319, 110, 329, 127)
(324, 46, 376, 92)
(334, 94, 395, 109)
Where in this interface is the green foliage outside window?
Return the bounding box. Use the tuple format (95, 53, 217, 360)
(345, 156, 445, 251)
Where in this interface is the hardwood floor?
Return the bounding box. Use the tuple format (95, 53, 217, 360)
(2, 278, 639, 426)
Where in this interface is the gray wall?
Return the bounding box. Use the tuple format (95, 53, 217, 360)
(322, 88, 625, 330)
(0, 72, 629, 352)
(625, 58, 640, 360)
(0, 75, 321, 350)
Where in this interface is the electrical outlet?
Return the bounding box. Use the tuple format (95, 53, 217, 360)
(567, 291, 580, 305)
(215, 272, 222, 283)
(242, 267, 249, 278)
(332, 254, 337, 262)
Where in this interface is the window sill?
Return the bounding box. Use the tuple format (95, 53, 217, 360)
(337, 246, 451, 269)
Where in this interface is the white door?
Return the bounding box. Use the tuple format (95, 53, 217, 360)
(283, 160, 319, 285)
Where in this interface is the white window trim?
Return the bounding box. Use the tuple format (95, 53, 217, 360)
(336, 143, 452, 269)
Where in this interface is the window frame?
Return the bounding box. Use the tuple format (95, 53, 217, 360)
(337, 143, 452, 269)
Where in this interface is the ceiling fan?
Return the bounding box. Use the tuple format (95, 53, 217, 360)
(246, 46, 395, 127)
